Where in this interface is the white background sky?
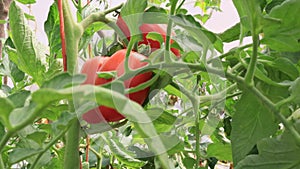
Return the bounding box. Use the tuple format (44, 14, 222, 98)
(19, 0, 244, 52)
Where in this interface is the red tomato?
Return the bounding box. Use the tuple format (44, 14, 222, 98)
(81, 49, 152, 123)
(116, 16, 180, 57)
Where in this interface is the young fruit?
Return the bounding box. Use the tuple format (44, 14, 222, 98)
(81, 49, 152, 123)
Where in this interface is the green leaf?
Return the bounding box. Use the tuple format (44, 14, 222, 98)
(41, 72, 86, 89)
(146, 32, 164, 45)
(7, 90, 30, 108)
(0, 98, 14, 129)
(26, 131, 48, 146)
(289, 77, 300, 104)
(15, 0, 36, 4)
(263, 0, 300, 52)
(143, 6, 168, 24)
(146, 108, 176, 133)
(207, 142, 232, 161)
(97, 71, 117, 79)
(171, 14, 217, 50)
(265, 0, 286, 13)
(9, 148, 42, 164)
(103, 134, 147, 168)
(9, 103, 36, 128)
(44, 3, 61, 57)
(120, 0, 147, 39)
(9, 2, 46, 86)
(236, 121, 300, 169)
(231, 91, 278, 165)
(232, 0, 264, 34)
(218, 23, 251, 43)
(0, 55, 25, 83)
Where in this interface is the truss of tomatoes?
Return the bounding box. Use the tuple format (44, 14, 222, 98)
(81, 20, 180, 124)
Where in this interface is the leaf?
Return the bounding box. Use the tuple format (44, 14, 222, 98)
(146, 108, 176, 133)
(9, 103, 36, 128)
(104, 134, 147, 168)
(265, 0, 286, 13)
(207, 142, 232, 161)
(9, 2, 46, 86)
(236, 121, 300, 169)
(120, 0, 147, 39)
(231, 91, 278, 165)
(0, 97, 14, 129)
(143, 6, 168, 24)
(171, 14, 218, 50)
(289, 77, 300, 104)
(44, 3, 61, 57)
(263, 0, 300, 52)
(0, 55, 25, 83)
(9, 148, 42, 164)
(15, 0, 36, 4)
(218, 23, 251, 43)
(97, 71, 117, 79)
(7, 90, 30, 108)
(41, 72, 86, 89)
(232, 0, 264, 34)
(146, 32, 164, 45)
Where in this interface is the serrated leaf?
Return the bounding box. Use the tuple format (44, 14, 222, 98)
(44, 3, 61, 57)
(9, 2, 46, 86)
(263, 0, 300, 52)
(231, 91, 278, 165)
(120, 0, 147, 39)
(26, 131, 48, 145)
(236, 121, 300, 169)
(41, 72, 86, 89)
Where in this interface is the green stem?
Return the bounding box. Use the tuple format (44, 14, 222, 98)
(171, 81, 200, 167)
(244, 34, 259, 85)
(164, 0, 177, 63)
(275, 95, 295, 109)
(64, 118, 81, 169)
(124, 35, 138, 73)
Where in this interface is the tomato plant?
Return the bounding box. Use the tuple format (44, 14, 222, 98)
(81, 49, 152, 123)
(1, 0, 300, 169)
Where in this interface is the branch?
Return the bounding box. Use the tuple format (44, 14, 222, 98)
(80, 3, 123, 30)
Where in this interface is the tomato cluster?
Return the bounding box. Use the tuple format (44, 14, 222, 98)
(81, 16, 180, 123)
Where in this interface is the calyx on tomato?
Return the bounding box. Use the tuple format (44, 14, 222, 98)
(81, 49, 152, 123)
(116, 16, 180, 57)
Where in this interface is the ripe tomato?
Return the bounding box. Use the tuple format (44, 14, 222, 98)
(116, 16, 180, 57)
(81, 49, 152, 123)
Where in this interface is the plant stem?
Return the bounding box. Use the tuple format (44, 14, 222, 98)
(58, 0, 67, 71)
(60, 1, 82, 168)
(164, 0, 177, 63)
(244, 34, 259, 85)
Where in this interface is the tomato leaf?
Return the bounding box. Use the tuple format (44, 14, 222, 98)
(143, 6, 168, 24)
(289, 77, 300, 104)
(41, 72, 86, 89)
(9, 2, 47, 86)
(146, 32, 164, 45)
(262, 0, 300, 52)
(207, 142, 232, 161)
(7, 90, 30, 108)
(15, 0, 36, 4)
(231, 91, 278, 165)
(236, 121, 300, 169)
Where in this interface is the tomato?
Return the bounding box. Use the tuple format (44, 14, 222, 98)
(116, 16, 180, 57)
(81, 49, 152, 123)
